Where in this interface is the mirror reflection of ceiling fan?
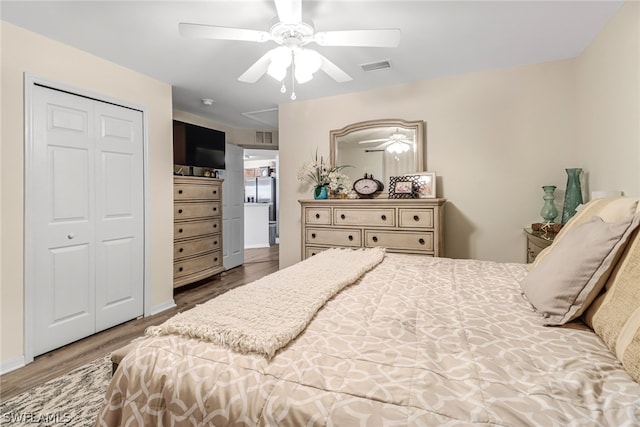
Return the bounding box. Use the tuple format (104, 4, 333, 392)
(179, 0, 401, 99)
(358, 129, 414, 153)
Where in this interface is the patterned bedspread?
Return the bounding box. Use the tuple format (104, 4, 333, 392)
(95, 254, 640, 426)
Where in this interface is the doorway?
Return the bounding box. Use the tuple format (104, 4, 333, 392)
(243, 148, 279, 250)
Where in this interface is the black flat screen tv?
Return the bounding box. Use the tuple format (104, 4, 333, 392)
(173, 120, 226, 169)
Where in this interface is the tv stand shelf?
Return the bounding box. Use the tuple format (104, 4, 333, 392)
(173, 176, 224, 288)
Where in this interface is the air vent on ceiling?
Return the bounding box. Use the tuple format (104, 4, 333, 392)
(360, 59, 392, 72)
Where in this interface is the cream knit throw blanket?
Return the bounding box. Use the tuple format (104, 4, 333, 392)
(146, 247, 386, 358)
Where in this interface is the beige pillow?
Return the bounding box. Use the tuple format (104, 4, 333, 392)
(529, 197, 640, 270)
(584, 227, 640, 383)
(521, 212, 640, 326)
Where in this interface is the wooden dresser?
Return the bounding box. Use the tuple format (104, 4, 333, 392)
(173, 176, 224, 288)
(299, 198, 445, 259)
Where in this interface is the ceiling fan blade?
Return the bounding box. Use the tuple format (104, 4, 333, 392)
(179, 23, 270, 42)
(315, 29, 401, 47)
(358, 138, 387, 144)
(317, 53, 352, 83)
(274, 0, 302, 24)
(238, 50, 275, 83)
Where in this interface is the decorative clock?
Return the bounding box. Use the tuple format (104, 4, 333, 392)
(353, 173, 381, 197)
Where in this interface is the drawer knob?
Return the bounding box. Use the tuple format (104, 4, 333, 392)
(213, 224, 217, 228)
(419, 238, 425, 245)
(178, 209, 183, 214)
(214, 257, 218, 262)
(381, 215, 386, 221)
(413, 215, 419, 221)
(178, 189, 183, 194)
(178, 228, 183, 233)
(311, 233, 316, 239)
(178, 267, 183, 272)
(348, 235, 353, 241)
(214, 240, 218, 245)
(372, 236, 378, 242)
(213, 207, 217, 212)
(67, 233, 74, 240)
(213, 190, 217, 195)
(311, 252, 316, 256)
(315, 213, 320, 219)
(179, 248, 184, 253)
(340, 214, 346, 220)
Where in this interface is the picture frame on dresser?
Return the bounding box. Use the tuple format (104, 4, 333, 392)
(389, 175, 419, 199)
(406, 172, 436, 198)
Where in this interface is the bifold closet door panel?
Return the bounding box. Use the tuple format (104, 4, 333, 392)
(30, 85, 143, 356)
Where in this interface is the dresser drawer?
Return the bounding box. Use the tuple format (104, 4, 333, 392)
(365, 230, 434, 252)
(174, 183, 221, 201)
(174, 235, 221, 260)
(305, 246, 329, 258)
(174, 250, 222, 278)
(398, 208, 434, 228)
(306, 228, 361, 247)
(174, 201, 221, 220)
(174, 218, 221, 240)
(334, 208, 395, 227)
(305, 208, 331, 225)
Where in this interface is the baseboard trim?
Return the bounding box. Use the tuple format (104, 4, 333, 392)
(147, 299, 176, 316)
(1, 355, 26, 375)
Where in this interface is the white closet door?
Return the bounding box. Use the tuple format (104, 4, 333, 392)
(221, 142, 244, 269)
(31, 85, 143, 355)
(94, 102, 144, 330)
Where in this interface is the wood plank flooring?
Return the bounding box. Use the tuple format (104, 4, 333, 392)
(0, 246, 279, 402)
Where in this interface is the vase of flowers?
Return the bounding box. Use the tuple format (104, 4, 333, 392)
(297, 150, 351, 200)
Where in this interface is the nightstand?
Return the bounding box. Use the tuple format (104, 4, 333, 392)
(524, 228, 555, 263)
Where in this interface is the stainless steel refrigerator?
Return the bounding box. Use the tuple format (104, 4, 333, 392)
(256, 176, 277, 222)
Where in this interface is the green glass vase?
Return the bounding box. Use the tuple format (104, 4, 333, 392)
(540, 185, 558, 223)
(561, 168, 583, 224)
(314, 186, 328, 200)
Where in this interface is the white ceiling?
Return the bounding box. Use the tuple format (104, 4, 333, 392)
(1, 1, 622, 130)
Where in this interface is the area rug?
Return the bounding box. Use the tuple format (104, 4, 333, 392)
(0, 355, 110, 426)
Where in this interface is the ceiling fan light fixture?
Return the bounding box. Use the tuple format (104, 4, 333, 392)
(293, 48, 321, 83)
(386, 141, 411, 154)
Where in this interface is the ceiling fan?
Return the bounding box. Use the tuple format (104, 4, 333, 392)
(359, 129, 414, 153)
(179, 0, 401, 99)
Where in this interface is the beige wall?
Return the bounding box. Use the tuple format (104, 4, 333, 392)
(279, 2, 639, 269)
(575, 1, 640, 197)
(1, 22, 174, 366)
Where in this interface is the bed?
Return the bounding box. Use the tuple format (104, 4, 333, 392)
(96, 197, 640, 426)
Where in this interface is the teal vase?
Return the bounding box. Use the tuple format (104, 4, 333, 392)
(540, 185, 558, 223)
(314, 186, 328, 200)
(561, 168, 583, 224)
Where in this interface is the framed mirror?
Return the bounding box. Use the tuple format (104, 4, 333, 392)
(330, 119, 424, 192)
